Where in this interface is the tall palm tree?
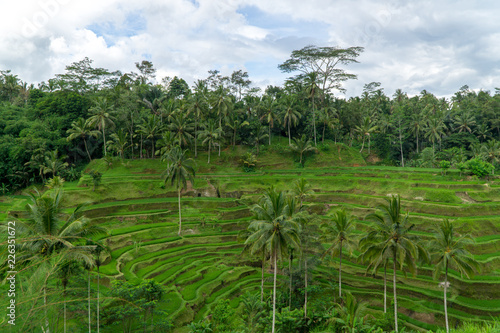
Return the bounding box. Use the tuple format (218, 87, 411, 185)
(453, 110, 476, 133)
(244, 188, 301, 333)
(227, 112, 249, 147)
(259, 96, 280, 145)
(169, 113, 194, 150)
(199, 119, 222, 163)
(162, 146, 196, 236)
(355, 116, 378, 154)
(305, 72, 321, 146)
(321, 209, 357, 298)
(188, 84, 209, 157)
(67, 118, 101, 161)
(408, 112, 425, 153)
(87, 97, 116, 156)
(250, 124, 269, 156)
(107, 129, 130, 158)
(17, 189, 106, 332)
(137, 115, 161, 158)
(428, 219, 480, 333)
(290, 135, 316, 166)
(361, 195, 428, 332)
(282, 94, 301, 145)
(318, 106, 338, 144)
(425, 117, 446, 153)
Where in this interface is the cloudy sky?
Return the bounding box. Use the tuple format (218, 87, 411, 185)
(1, 0, 499, 98)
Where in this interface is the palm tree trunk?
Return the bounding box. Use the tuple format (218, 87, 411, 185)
(84, 137, 92, 161)
(269, 125, 271, 146)
(312, 97, 317, 146)
(384, 264, 387, 314)
(289, 252, 292, 308)
(304, 256, 308, 318)
(322, 124, 326, 144)
(339, 243, 342, 298)
(261, 253, 265, 303)
(195, 120, 198, 158)
(393, 252, 398, 333)
(140, 133, 143, 159)
(88, 271, 91, 333)
(360, 136, 365, 153)
(288, 120, 291, 145)
(207, 143, 211, 164)
(416, 131, 419, 154)
(102, 127, 107, 156)
(63, 285, 67, 333)
(178, 189, 182, 236)
(368, 135, 371, 154)
(272, 249, 277, 333)
(97, 266, 100, 333)
(444, 263, 449, 333)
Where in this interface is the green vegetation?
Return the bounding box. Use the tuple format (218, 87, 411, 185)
(0, 47, 499, 332)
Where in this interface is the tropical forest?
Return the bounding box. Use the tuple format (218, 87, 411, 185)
(0, 46, 499, 333)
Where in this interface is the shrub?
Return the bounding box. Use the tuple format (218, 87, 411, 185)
(467, 158, 494, 178)
(240, 152, 257, 172)
(439, 160, 451, 175)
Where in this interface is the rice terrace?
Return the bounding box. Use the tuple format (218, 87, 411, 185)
(1, 44, 500, 332)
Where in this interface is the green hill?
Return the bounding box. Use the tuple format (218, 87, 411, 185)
(2, 142, 499, 332)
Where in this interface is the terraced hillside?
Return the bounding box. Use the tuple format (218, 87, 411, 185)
(3, 146, 499, 332)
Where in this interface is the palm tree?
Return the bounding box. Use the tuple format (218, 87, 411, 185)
(87, 97, 116, 156)
(57, 260, 80, 333)
(199, 119, 222, 163)
(428, 219, 480, 333)
(355, 116, 378, 154)
(453, 110, 476, 133)
(305, 72, 321, 146)
(107, 129, 130, 158)
(67, 118, 101, 161)
(250, 124, 269, 156)
(425, 117, 446, 153)
(481, 140, 500, 167)
(244, 188, 301, 333)
(260, 96, 280, 145)
(137, 115, 161, 158)
(17, 189, 107, 332)
(291, 178, 314, 209)
(169, 113, 194, 149)
(318, 107, 338, 144)
(162, 146, 196, 236)
(321, 209, 357, 298)
(361, 195, 427, 332)
(188, 84, 208, 157)
(42, 150, 69, 178)
(290, 135, 316, 166)
(282, 94, 301, 145)
(227, 112, 249, 147)
(408, 112, 425, 154)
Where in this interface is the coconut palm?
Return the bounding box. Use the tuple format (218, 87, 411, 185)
(408, 112, 426, 153)
(291, 178, 314, 209)
(305, 72, 321, 146)
(169, 113, 194, 150)
(318, 106, 338, 144)
(199, 119, 222, 163)
(16, 189, 106, 332)
(244, 188, 301, 333)
(428, 219, 480, 333)
(360, 195, 428, 332)
(188, 84, 209, 157)
(227, 112, 249, 147)
(87, 97, 116, 156)
(107, 129, 130, 158)
(67, 118, 101, 161)
(250, 124, 269, 156)
(290, 134, 316, 166)
(321, 208, 357, 298)
(259, 96, 280, 145)
(137, 114, 161, 158)
(355, 116, 378, 154)
(282, 94, 301, 145)
(453, 110, 476, 133)
(162, 146, 196, 236)
(42, 150, 69, 178)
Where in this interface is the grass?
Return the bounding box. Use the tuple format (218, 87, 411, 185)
(3, 142, 500, 332)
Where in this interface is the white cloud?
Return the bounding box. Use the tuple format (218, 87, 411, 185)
(0, 0, 499, 97)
